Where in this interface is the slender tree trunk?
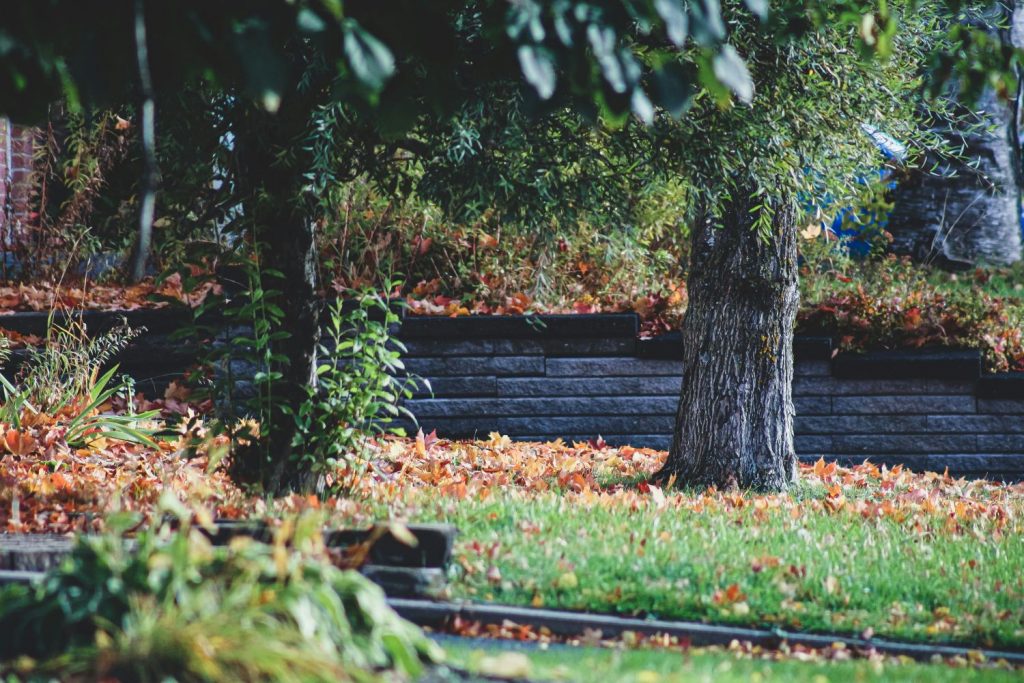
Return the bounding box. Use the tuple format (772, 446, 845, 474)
(654, 190, 799, 491)
(231, 101, 320, 494)
(131, 0, 158, 282)
(262, 187, 320, 494)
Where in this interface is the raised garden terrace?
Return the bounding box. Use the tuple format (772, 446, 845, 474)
(2, 306, 1022, 479)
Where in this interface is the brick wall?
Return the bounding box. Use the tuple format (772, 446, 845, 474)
(399, 314, 1024, 480)
(0, 119, 36, 237)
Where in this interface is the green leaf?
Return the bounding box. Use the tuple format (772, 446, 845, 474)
(654, 0, 688, 46)
(587, 24, 627, 93)
(744, 0, 768, 20)
(712, 45, 753, 103)
(297, 8, 326, 34)
(517, 45, 557, 100)
(653, 62, 697, 117)
(690, 0, 726, 44)
(343, 22, 395, 92)
(631, 89, 654, 125)
(230, 19, 288, 112)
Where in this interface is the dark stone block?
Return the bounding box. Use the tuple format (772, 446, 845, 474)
(636, 332, 682, 360)
(977, 435, 1024, 452)
(403, 339, 495, 357)
(0, 534, 74, 572)
(398, 313, 638, 340)
(499, 415, 674, 435)
(497, 377, 682, 397)
(0, 308, 194, 337)
(795, 415, 928, 435)
(542, 337, 636, 356)
(794, 378, 976, 397)
(832, 349, 981, 380)
(545, 357, 683, 377)
(406, 396, 678, 418)
(831, 434, 977, 454)
(405, 356, 544, 377)
(794, 361, 831, 377)
(977, 398, 1024, 415)
(403, 339, 545, 357)
(412, 377, 497, 398)
(794, 396, 831, 415)
(794, 435, 832, 455)
(792, 336, 833, 361)
(832, 395, 976, 415)
(976, 372, 1024, 399)
(361, 565, 446, 598)
(926, 415, 1024, 434)
(199, 521, 273, 543)
(203, 522, 455, 568)
(326, 523, 456, 568)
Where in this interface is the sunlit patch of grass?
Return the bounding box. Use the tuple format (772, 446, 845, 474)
(328, 439, 1024, 651)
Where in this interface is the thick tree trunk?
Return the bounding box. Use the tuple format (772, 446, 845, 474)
(654, 191, 799, 491)
(887, 3, 1023, 267)
(887, 88, 1022, 267)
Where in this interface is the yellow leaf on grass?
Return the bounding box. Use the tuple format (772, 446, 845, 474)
(477, 652, 531, 679)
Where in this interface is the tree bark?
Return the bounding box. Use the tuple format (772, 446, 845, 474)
(654, 191, 799, 491)
(262, 191, 320, 494)
(887, 3, 1023, 268)
(231, 101, 320, 494)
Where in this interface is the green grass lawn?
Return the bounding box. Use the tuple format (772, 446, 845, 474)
(412, 494, 1024, 649)
(440, 640, 1022, 683)
(333, 440, 1024, 651)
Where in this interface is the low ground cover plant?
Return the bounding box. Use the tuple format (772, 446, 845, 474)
(0, 501, 437, 682)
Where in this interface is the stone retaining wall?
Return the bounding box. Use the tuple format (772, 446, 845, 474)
(400, 314, 1024, 480)
(1, 309, 1022, 479)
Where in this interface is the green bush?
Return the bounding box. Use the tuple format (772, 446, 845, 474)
(292, 281, 421, 492)
(0, 500, 439, 682)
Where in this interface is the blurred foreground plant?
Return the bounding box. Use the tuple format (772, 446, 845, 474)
(0, 497, 438, 682)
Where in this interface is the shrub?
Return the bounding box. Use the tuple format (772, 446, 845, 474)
(0, 316, 158, 446)
(292, 282, 422, 492)
(798, 255, 1024, 372)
